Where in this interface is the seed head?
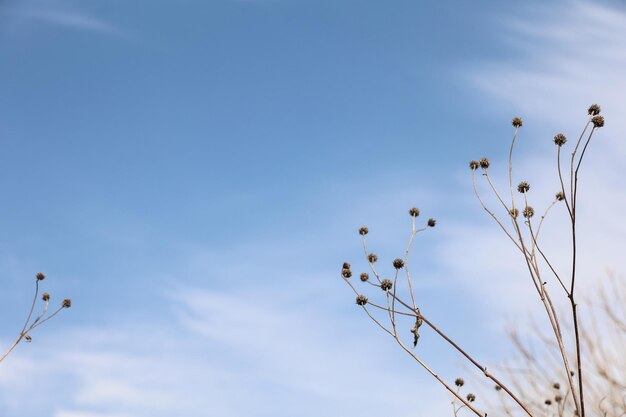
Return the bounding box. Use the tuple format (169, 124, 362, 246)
(588, 104, 601, 116)
(523, 206, 535, 218)
(62, 299, 72, 308)
(553, 382, 560, 390)
(512, 117, 523, 128)
(479, 158, 490, 169)
(368, 253, 378, 263)
(393, 258, 405, 269)
(495, 385, 502, 391)
(359, 226, 369, 236)
(343, 262, 351, 269)
(553, 133, 567, 146)
(341, 269, 352, 278)
(360, 272, 369, 282)
(517, 181, 530, 193)
(467, 393, 476, 403)
(555, 395, 563, 403)
(36, 272, 46, 281)
(42, 292, 50, 302)
(427, 218, 436, 227)
(356, 295, 368, 306)
(592, 115, 604, 128)
(556, 191, 565, 201)
(455, 378, 465, 387)
(545, 399, 552, 405)
(409, 207, 420, 217)
(380, 279, 393, 291)
(509, 208, 519, 219)
(469, 160, 480, 170)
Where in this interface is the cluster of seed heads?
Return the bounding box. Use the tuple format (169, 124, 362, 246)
(34, 272, 72, 309)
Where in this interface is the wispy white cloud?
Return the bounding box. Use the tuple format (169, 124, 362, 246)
(449, 0, 626, 318)
(2, 1, 124, 37)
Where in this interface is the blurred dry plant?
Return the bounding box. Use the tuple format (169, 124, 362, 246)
(341, 105, 614, 417)
(0, 272, 71, 364)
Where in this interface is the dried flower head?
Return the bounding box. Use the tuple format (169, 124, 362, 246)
(360, 272, 369, 282)
(509, 208, 519, 218)
(467, 393, 476, 403)
(553, 382, 560, 390)
(341, 269, 352, 278)
(523, 206, 535, 218)
(367, 253, 378, 263)
(592, 115, 604, 128)
(545, 399, 552, 405)
(343, 262, 351, 269)
(495, 385, 502, 391)
(517, 181, 530, 193)
(555, 395, 563, 403)
(359, 226, 368, 236)
(42, 292, 50, 301)
(455, 378, 465, 387)
(479, 158, 490, 169)
(469, 160, 480, 170)
(512, 117, 523, 128)
(553, 133, 567, 146)
(588, 103, 601, 116)
(393, 258, 405, 269)
(356, 295, 368, 306)
(409, 207, 420, 217)
(62, 299, 72, 308)
(380, 279, 393, 291)
(556, 191, 565, 201)
(36, 272, 46, 281)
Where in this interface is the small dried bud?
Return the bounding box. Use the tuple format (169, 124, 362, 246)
(455, 378, 465, 387)
(555, 395, 563, 402)
(367, 253, 378, 263)
(592, 115, 604, 128)
(409, 207, 420, 217)
(512, 117, 523, 128)
(495, 385, 502, 391)
(342, 262, 351, 269)
(479, 158, 490, 169)
(393, 258, 405, 269)
(42, 292, 50, 302)
(509, 208, 519, 218)
(359, 226, 368, 236)
(25, 335, 32, 342)
(523, 206, 535, 218)
(356, 295, 368, 306)
(467, 393, 476, 403)
(36, 272, 46, 281)
(545, 399, 552, 405)
(517, 181, 530, 193)
(341, 269, 352, 278)
(469, 160, 480, 170)
(62, 299, 72, 308)
(553, 133, 567, 146)
(360, 272, 369, 282)
(553, 382, 560, 390)
(427, 218, 436, 227)
(380, 279, 393, 291)
(555, 191, 565, 201)
(588, 104, 601, 116)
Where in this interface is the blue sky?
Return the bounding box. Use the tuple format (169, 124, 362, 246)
(0, 1, 625, 416)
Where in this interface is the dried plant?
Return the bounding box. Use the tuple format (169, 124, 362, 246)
(0, 272, 71, 364)
(341, 105, 613, 416)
